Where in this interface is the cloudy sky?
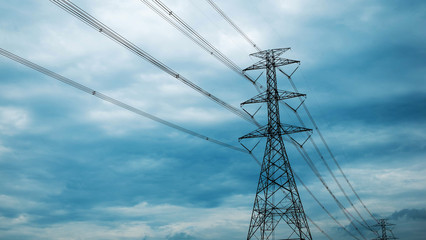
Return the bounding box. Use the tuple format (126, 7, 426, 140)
(0, 0, 425, 239)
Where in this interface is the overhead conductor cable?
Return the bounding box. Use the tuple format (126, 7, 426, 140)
(139, 0, 264, 91)
(205, 0, 261, 52)
(0, 48, 247, 154)
(49, 0, 259, 127)
(283, 70, 379, 225)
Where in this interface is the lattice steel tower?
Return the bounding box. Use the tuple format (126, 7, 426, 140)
(240, 48, 312, 240)
(373, 219, 397, 240)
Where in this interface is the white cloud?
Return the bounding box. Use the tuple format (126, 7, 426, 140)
(103, 197, 251, 239)
(0, 214, 30, 228)
(112, 156, 171, 173)
(345, 162, 426, 196)
(0, 220, 154, 240)
(300, 159, 426, 219)
(0, 142, 11, 156)
(0, 195, 38, 211)
(86, 107, 157, 136)
(0, 194, 252, 240)
(311, 122, 426, 151)
(0, 106, 30, 135)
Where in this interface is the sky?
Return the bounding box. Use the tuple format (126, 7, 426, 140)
(0, 0, 425, 239)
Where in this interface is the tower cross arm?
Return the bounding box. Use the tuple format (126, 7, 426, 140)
(250, 48, 291, 59)
(244, 58, 300, 71)
(281, 123, 312, 135)
(239, 124, 312, 140)
(239, 125, 269, 139)
(241, 90, 306, 105)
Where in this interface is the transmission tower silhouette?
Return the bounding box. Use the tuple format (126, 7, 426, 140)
(240, 48, 313, 240)
(373, 219, 397, 240)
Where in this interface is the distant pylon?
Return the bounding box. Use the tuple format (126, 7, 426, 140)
(240, 48, 312, 240)
(373, 219, 397, 240)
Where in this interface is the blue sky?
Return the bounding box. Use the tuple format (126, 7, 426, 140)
(0, 0, 425, 239)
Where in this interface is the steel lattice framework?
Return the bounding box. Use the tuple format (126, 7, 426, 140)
(373, 219, 398, 240)
(241, 48, 313, 240)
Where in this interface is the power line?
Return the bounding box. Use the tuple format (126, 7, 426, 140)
(49, 0, 259, 127)
(294, 142, 367, 240)
(279, 69, 378, 235)
(0, 48, 247, 154)
(205, 0, 261, 52)
(139, 0, 264, 92)
(293, 170, 361, 240)
(277, 70, 377, 234)
(283, 70, 379, 223)
(306, 215, 333, 240)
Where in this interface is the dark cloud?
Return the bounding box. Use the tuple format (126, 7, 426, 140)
(332, 208, 426, 240)
(390, 208, 426, 221)
(317, 92, 426, 126)
(385, 208, 426, 240)
(167, 233, 197, 240)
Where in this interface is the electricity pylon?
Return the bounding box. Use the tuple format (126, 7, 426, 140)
(373, 219, 397, 240)
(240, 48, 313, 240)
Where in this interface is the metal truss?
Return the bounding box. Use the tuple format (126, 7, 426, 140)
(239, 124, 311, 140)
(241, 90, 305, 106)
(373, 219, 398, 240)
(242, 48, 312, 240)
